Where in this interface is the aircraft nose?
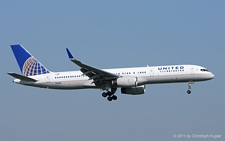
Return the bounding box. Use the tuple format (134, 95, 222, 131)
(209, 72, 214, 79)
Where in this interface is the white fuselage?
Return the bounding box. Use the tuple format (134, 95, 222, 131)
(14, 64, 214, 90)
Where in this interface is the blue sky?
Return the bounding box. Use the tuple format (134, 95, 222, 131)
(1, 1, 224, 140)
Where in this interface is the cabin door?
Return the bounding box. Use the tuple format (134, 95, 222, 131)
(46, 74, 50, 83)
(149, 68, 154, 77)
(190, 67, 195, 75)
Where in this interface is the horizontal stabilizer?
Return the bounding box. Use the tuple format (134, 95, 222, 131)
(7, 72, 37, 82)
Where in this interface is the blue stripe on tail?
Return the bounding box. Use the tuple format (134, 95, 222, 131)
(11, 44, 50, 76)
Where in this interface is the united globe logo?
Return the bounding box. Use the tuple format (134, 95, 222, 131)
(22, 57, 49, 76)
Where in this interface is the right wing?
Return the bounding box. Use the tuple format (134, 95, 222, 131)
(7, 72, 37, 82)
(66, 48, 119, 85)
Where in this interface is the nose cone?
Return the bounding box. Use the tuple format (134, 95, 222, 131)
(208, 72, 215, 80)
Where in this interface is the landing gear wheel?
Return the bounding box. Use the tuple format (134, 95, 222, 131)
(112, 95, 117, 100)
(107, 96, 112, 101)
(107, 91, 112, 96)
(103, 88, 117, 101)
(102, 92, 107, 97)
(187, 90, 191, 94)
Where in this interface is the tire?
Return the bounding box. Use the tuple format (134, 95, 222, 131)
(187, 90, 191, 94)
(102, 92, 107, 97)
(112, 95, 117, 100)
(107, 96, 112, 101)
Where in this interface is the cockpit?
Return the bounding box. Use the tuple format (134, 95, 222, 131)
(200, 69, 208, 72)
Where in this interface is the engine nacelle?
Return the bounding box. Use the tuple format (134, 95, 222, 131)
(113, 76, 137, 87)
(121, 85, 145, 95)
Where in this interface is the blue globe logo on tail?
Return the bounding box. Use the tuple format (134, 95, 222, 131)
(22, 57, 49, 76)
(11, 44, 50, 76)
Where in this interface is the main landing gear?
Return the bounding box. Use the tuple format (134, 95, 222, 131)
(102, 88, 117, 101)
(187, 81, 194, 94)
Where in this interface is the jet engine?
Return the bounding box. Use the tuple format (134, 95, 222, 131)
(112, 76, 137, 87)
(121, 85, 145, 95)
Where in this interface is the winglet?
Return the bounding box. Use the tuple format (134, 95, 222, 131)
(66, 48, 74, 60)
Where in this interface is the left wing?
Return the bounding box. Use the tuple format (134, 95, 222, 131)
(66, 48, 119, 85)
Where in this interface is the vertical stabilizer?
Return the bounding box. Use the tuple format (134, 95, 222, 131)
(10, 44, 50, 76)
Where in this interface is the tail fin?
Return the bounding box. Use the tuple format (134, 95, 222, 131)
(10, 44, 50, 76)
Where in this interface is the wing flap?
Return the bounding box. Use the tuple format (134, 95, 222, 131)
(7, 72, 37, 82)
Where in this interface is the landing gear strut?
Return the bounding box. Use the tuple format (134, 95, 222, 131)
(102, 88, 117, 101)
(187, 81, 194, 94)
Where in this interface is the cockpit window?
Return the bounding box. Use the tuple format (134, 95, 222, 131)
(200, 69, 208, 72)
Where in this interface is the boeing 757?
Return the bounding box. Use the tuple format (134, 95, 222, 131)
(8, 45, 214, 101)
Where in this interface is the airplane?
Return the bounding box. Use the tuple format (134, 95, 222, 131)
(8, 44, 214, 101)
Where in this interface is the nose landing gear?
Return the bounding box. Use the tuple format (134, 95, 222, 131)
(187, 90, 191, 94)
(187, 81, 194, 94)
